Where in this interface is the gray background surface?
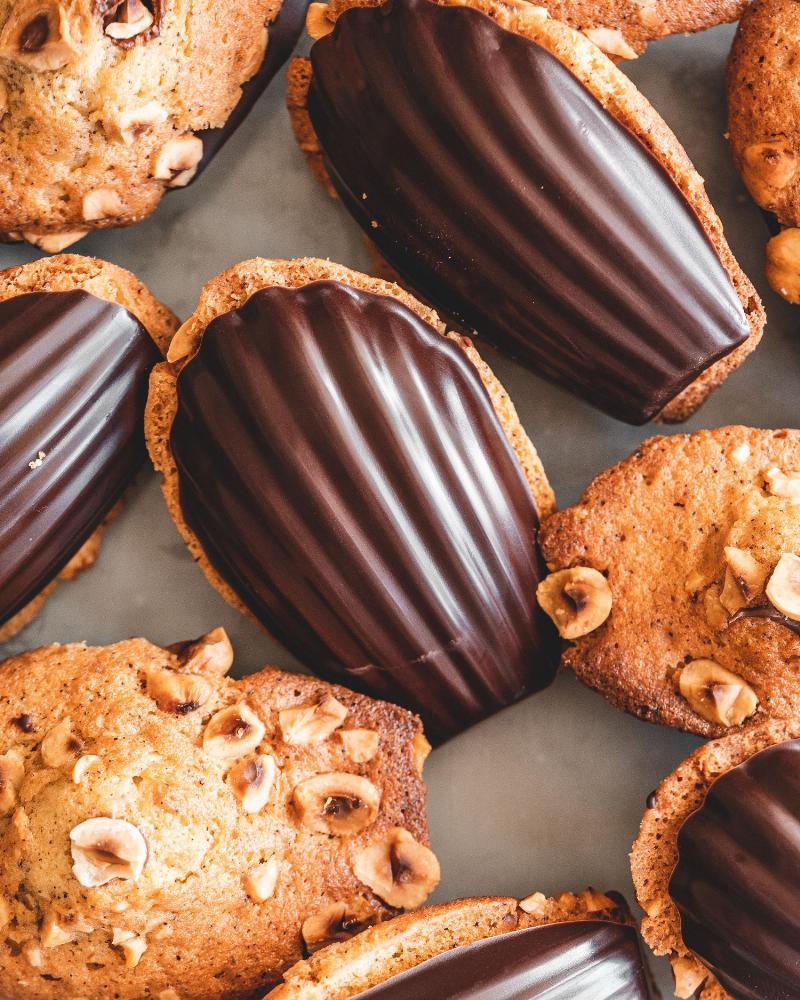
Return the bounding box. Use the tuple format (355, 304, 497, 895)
(1, 19, 794, 996)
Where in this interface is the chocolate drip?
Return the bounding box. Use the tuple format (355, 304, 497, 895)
(728, 604, 800, 635)
(670, 738, 800, 999)
(307, 0, 750, 424)
(170, 281, 558, 742)
(0, 290, 159, 627)
(355, 921, 653, 999)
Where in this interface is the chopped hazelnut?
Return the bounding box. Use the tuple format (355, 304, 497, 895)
(723, 546, 768, 603)
(766, 229, 800, 305)
(301, 900, 375, 953)
(203, 703, 265, 760)
(719, 567, 746, 615)
(766, 553, 800, 620)
(279, 696, 348, 745)
(635, 0, 659, 29)
(0, 749, 25, 815)
(40, 717, 83, 768)
(228, 754, 277, 814)
(0, 0, 81, 71)
(703, 584, 728, 630)
(168, 627, 234, 676)
(340, 729, 379, 763)
(152, 134, 203, 187)
(145, 668, 212, 715)
(103, 0, 153, 40)
(764, 466, 800, 503)
(731, 442, 751, 464)
(72, 754, 100, 784)
(119, 934, 147, 967)
(41, 910, 75, 948)
(676, 659, 758, 727)
(69, 817, 148, 888)
(741, 139, 798, 209)
(518, 891, 547, 916)
(536, 567, 612, 639)
(22, 940, 42, 968)
(0, 898, 10, 929)
(292, 772, 380, 836)
(412, 732, 431, 776)
(82, 187, 125, 221)
(244, 859, 278, 902)
(671, 955, 707, 999)
(23, 229, 88, 253)
(353, 827, 440, 908)
(107, 99, 167, 145)
(583, 26, 638, 60)
(306, 3, 333, 38)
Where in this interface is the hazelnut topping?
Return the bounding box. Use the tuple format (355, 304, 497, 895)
(340, 729, 379, 763)
(41, 910, 75, 948)
(69, 817, 148, 888)
(301, 900, 376, 953)
(292, 772, 380, 835)
(103, 0, 153, 40)
(40, 717, 83, 768)
(153, 134, 203, 187)
(536, 567, 613, 639)
(412, 732, 431, 776)
(22, 229, 88, 253)
(203, 703, 265, 760)
(766, 229, 800, 305)
(244, 859, 278, 902)
(109, 99, 168, 145)
(0, 749, 25, 815)
(676, 659, 758, 727)
(671, 956, 707, 999)
(0, 0, 81, 71)
(82, 187, 125, 221)
(723, 546, 768, 601)
(583, 27, 638, 60)
(766, 553, 800, 620)
(168, 627, 234, 676)
(279, 695, 348, 744)
(306, 3, 333, 38)
(145, 668, 212, 714)
(228, 754, 277, 814)
(764, 466, 800, 503)
(72, 754, 100, 784)
(353, 827, 440, 908)
(741, 139, 798, 209)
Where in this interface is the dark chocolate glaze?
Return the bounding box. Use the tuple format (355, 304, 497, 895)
(0, 290, 159, 627)
(354, 921, 654, 999)
(670, 738, 800, 1000)
(170, 281, 558, 742)
(729, 604, 800, 635)
(307, 0, 751, 424)
(193, 0, 309, 178)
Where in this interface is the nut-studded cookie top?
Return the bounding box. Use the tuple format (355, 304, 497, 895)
(0, 631, 436, 1000)
(538, 427, 800, 737)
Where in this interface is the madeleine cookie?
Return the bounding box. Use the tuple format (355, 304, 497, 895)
(727, 0, 800, 303)
(288, 0, 764, 424)
(0, 628, 437, 999)
(266, 890, 655, 999)
(538, 427, 800, 737)
(632, 720, 800, 1000)
(145, 257, 559, 744)
(0, 0, 307, 251)
(0, 254, 175, 641)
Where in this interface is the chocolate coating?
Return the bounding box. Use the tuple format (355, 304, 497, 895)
(0, 290, 159, 627)
(355, 921, 653, 999)
(307, 0, 750, 424)
(170, 280, 558, 742)
(729, 604, 800, 635)
(670, 739, 800, 1000)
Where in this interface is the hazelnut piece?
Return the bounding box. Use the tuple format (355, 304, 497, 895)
(723, 546, 768, 603)
(301, 900, 375, 953)
(676, 659, 758, 727)
(22, 941, 42, 968)
(306, 3, 333, 38)
(279, 695, 348, 745)
(40, 717, 83, 768)
(0, 749, 25, 814)
(145, 668, 212, 715)
(536, 567, 612, 639)
(583, 27, 638, 60)
(168, 627, 233, 676)
(412, 732, 431, 776)
(741, 139, 798, 209)
(108, 99, 167, 145)
(104, 0, 153, 40)
(765, 466, 800, 503)
(72, 754, 100, 784)
(119, 934, 148, 967)
(41, 910, 75, 948)
(0, 0, 81, 71)
(22, 229, 88, 253)
(671, 955, 707, 999)
(519, 891, 547, 916)
(292, 772, 380, 836)
(69, 817, 148, 888)
(228, 754, 277, 814)
(766, 553, 800, 620)
(152, 134, 203, 187)
(353, 827, 440, 908)
(0, 80, 8, 120)
(766, 229, 800, 305)
(719, 567, 746, 615)
(243, 859, 278, 902)
(82, 187, 124, 221)
(340, 729, 379, 763)
(203, 703, 265, 760)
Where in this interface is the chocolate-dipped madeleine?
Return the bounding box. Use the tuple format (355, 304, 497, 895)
(146, 257, 558, 743)
(288, 0, 764, 425)
(632, 720, 800, 1000)
(0, 255, 176, 641)
(265, 890, 655, 999)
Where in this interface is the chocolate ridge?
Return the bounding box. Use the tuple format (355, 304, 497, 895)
(306, 0, 751, 424)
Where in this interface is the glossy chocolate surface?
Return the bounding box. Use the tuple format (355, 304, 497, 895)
(670, 739, 800, 1000)
(0, 290, 159, 625)
(170, 281, 558, 741)
(729, 604, 800, 635)
(307, 0, 751, 424)
(355, 921, 654, 999)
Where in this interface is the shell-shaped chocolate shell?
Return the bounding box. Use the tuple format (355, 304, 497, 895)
(357, 921, 654, 999)
(170, 280, 558, 742)
(0, 290, 160, 626)
(307, 0, 751, 424)
(670, 739, 800, 1000)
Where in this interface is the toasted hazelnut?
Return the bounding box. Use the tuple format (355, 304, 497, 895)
(0, 749, 25, 815)
(168, 627, 234, 676)
(22, 940, 42, 968)
(731, 442, 751, 464)
(519, 891, 547, 916)
(292, 772, 380, 836)
(353, 827, 440, 908)
(412, 732, 431, 776)
(41, 910, 75, 948)
(244, 859, 278, 902)
(203, 703, 265, 760)
(119, 934, 147, 967)
(70, 817, 148, 888)
(72, 754, 100, 784)
(104, 0, 153, 40)
(766, 229, 800, 305)
(306, 2, 333, 38)
(703, 584, 728, 630)
(684, 569, 708, 594)
(536, 567, 612, 639)
(228, 754, 277, 814)
(676, 659, 758, 727)
(107, 99, 167, 145)
(40, 717, 83, 768)
(766, 553, 800, 620)
(145, 669, 212, 715)
(0, 0, 80, 71)
(671, 955, 707, 999)
(635, 0, 659, 29)
(742, 139, 798, 209)
(724, 546, 768, 601)
(301, 900, 376, 953)
(764, 466, 800, 503)
(579, 888, 614, 912)
(340, 729, 379, 763)
(719, 568, 746, 615)
(23, 229, 88, 253)
(153, 134, 203, 187)
(583, 26, 638, 60)
(0, 898, 10, 929)
(279, 695, 348, 745)
(82, 187, 124, 221)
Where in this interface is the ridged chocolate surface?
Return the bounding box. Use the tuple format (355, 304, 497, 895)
(170, 281, 558, 742)
(307, 0, 751, 424)
(0, 290, 159, 626)
(670, 739, 800, 1000)
(356, 921, 654, 999)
